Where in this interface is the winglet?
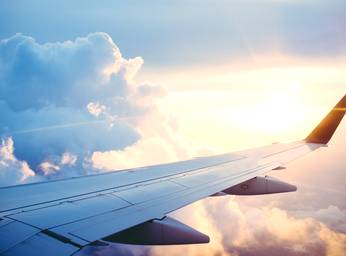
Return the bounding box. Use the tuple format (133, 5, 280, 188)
(305, 94, 346, 144)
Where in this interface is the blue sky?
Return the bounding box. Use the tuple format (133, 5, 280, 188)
(1, 0, 346, 67)
(1, 1, 346, 255)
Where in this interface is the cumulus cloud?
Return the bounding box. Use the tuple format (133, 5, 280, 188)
(0, 32, 193, 185)
(75, 197, 346, 256)
(150, 198, 346, 256)
(294, 205, 346, 233)
(91, 137, 180, 170)
(217, 200, 346, 256)
(0, 137, 36, 186)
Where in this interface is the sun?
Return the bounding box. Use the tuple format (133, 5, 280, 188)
(227, 84, 308, 139)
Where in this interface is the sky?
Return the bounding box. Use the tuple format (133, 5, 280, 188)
(0, 1, 346, 255)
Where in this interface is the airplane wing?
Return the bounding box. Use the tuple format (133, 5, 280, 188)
(0, 94, 345, 256)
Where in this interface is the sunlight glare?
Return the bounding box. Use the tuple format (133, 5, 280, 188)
(231, 84, 306, 135)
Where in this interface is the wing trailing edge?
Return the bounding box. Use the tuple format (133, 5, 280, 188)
(305, 94, 346, 144)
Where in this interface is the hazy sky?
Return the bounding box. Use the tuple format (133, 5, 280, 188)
(1, 0, 346, 66)
(0, 1, 346, 255)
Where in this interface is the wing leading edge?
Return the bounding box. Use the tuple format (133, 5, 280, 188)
(0, 94, 345, 255)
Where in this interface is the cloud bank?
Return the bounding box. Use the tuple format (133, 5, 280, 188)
(77, 198, 346, 256)
(0, 33, 192, 184)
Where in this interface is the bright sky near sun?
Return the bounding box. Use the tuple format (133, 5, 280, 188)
(137, 63, 346, 152)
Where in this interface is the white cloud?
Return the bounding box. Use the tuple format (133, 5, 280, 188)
(173, 198, 346, 256)
(0, 137, 36, 186)
(87, 102, 107, 117)
(0, 32, 201, 186)
(295, 205, 346, 233)
(60, 152, 78, 166)
(39, 161, 61, 176)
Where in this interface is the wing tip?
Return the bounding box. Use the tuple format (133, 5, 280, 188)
(305, 94, 346, 144)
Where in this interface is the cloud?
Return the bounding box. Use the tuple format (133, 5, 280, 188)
(91, 137, 181, 170)
(0, 32, 187, 185)
(75, 197, 346, 256)
(0, 137, 36, 186)
(295, 205, 346, 233)
(155, 198, 346, 256)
